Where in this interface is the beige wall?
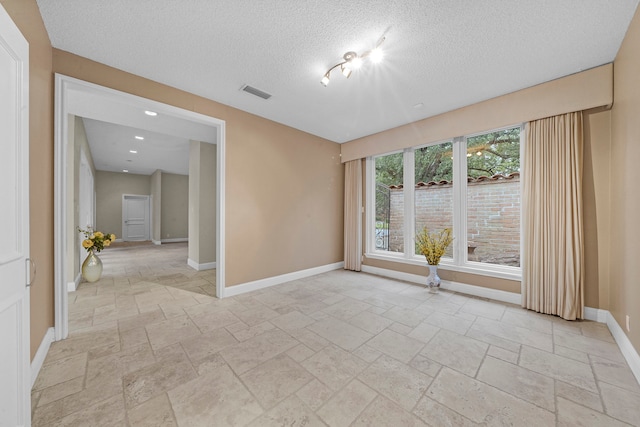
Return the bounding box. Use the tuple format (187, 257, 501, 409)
(95, 171, 151, 238)
(199, 144, 216, 262)
(583, 108, 612, 309)
(150, 170, 162, 242)
(71, 116, 96, 280)
(188, 142, 201, 262)
(76, 118, 96, 175)
(1, 0, 55, 360)
(188, 141, 216, 264)
(161, 173, 188, 240)
(53, 50, 344, 287)
(65, 115, 75, 284)
(610, 6, 640, 353)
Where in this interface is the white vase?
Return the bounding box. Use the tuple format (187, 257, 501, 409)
(426, 265, 441, 293)
(82, 250, 103, 283)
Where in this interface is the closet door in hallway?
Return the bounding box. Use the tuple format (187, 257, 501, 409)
(122, 195, 150, 241)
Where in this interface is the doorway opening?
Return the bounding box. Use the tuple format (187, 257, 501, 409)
(53, 74, 226, 341)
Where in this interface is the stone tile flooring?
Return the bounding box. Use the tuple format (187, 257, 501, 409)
(31, 243, 640, 426)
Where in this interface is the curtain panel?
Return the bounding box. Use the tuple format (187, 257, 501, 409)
(522, 112, 585, 320)
(344, 160, 362, 271)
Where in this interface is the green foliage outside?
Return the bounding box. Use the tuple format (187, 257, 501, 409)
(375, 127, 521, 187)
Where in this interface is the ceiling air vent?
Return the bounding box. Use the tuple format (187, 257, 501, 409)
(241, 84, 272, 100)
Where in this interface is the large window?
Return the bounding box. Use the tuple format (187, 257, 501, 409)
(414, 141, 454, 259)
(374, 152, 403, 253)
(466, 129, 520, 267)
(367, 125, 522, 279)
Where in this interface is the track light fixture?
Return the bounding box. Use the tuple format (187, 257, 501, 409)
(320, 37, 385, 86)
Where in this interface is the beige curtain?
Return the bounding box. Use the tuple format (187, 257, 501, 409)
(344, 160, 362, 271)
(522, 112, 584, 320)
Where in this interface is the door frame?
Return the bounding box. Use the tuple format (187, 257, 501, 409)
(121, 194, 151, 241)
(54, 74, 226, 340)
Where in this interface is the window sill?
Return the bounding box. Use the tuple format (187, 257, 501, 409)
(364, 252, 522, 282)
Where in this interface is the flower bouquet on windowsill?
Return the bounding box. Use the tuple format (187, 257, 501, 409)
(415, 227, 453, 293)
(78, 227, 116, 283)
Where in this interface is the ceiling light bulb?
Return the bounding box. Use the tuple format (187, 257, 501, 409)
(135, 136, 144, 140)
(129, 150, 138, 154)
(341, 64, 352, 78)
(321, 73, 330, 86)
(144, 110, 157, 116)
(369, 48, 383, 63)
(123, 169, 128, 173)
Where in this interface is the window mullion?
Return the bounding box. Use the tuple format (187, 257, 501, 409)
(452, 137, 467, 265)
(403, 148, 415, 258)
(519, 123, 525, 269)
(365, 157, 375, 254)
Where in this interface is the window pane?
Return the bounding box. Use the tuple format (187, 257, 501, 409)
(466, 127, 520, 266)
(414, 142, 454, 259)
(375, 153, 403, 253)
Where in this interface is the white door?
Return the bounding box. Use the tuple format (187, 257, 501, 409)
(0, 4, 31, 426)
(122, 195, 150, 241)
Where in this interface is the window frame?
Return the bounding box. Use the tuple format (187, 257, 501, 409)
(365, 124, 524, 281)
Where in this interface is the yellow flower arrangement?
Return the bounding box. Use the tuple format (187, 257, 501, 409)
(78, 227, 116, 253)
(415, 227, 453, 265)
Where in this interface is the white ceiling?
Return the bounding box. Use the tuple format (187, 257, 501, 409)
(63, 80, 217, 175)
(82, 118, 190, 176)
(37, 0, 639, 165)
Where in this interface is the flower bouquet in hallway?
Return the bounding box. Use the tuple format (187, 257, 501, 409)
(78, 227, 116, 282)
(415, 227, 453, 293)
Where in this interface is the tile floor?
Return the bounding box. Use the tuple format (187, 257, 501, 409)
(31, 243, 640, 426)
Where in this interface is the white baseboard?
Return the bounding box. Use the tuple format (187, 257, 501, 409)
(606, 311, 640, 385)
(361, 265, 522, 305)
(152, 239, 161, 245)
(441, 280, 522, 305)
(66, 273, 82, 292)
(584, 306, 609, 323)
(162, 238, 188, 243)
(361, 265, 425, 288)
(187, 258, 216, 271)
(225, 261, 345, 297)
(31, 327, 55, 388)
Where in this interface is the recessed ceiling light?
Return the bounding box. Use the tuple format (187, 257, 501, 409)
(135, 136, 144, 140)
(123, 169, 129, 173)
(129, 150, 138, 154)
(144, 110, 157, 116)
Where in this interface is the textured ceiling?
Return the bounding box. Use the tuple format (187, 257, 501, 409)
(38, 0, 638, 145)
